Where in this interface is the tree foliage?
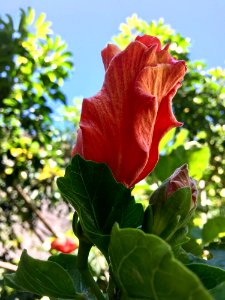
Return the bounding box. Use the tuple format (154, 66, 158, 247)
(0, 7, 73, 259)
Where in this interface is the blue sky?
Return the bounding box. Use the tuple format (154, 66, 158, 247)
(0, 0, 225, 104)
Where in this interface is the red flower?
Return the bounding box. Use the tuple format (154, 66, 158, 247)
(51, 237, 78, 253)
(72, 35, 186, 188)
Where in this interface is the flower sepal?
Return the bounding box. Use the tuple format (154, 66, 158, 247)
(143, 165, 197, 246)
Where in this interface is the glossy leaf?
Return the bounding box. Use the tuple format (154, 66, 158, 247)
(57, 155, 144, 256)
(49, 254, 96, 299)
(206, 244, 225, 270)
(182, 238, 203, 256)
(202, 217, 225, 244)
(4, 250, 84, 299)
(109, 225, 212, 300)
(188, 263, 225, 289)
(209, 282, 225, 300)
(153, 144, 210, 181)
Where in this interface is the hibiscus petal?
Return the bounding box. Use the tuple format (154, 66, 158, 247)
(136, 35, 161, 50)
(74, 41, 158, 187)
(101, 44, 121, 70)
(132, 83, 183, 186)
(136, 35, 176, 65)
(135, 61, 186, 105)
(71, 128, 83, 156)
(73, 37, 187, 188)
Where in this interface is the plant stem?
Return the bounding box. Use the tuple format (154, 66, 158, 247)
(107, 267, 120, 300)
(107, 276, 115, 300)
(77, 240, 105, 300)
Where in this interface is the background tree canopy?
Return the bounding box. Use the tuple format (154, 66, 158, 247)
(0, 9, 225, 300)
(0, 7, 74, 260)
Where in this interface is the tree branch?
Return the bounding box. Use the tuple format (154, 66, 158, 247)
(15, 185, 58, 238)
(0, 261, 17, 272)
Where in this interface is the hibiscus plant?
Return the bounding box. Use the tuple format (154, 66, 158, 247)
(4, 35, 225, 300)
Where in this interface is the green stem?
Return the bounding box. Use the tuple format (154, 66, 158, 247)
(77, 240, 105, 300)
(107, 276, 116, 300)
(107, 267, 120, 300)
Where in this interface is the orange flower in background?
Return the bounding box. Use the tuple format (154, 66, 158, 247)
(51, 237, 78, 253)
(72, 35, 186, 188)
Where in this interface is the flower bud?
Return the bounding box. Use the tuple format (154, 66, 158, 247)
(167, 164, 198, 207)
(51, 237, 78, 253)
(143, 165, 197, 245)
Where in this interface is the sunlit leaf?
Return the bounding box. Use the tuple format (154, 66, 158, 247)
(202, 217, 225, 244)
(109, 225, 212, 300)
(35, 13, 46, 27)
(26, 7, 35, 25)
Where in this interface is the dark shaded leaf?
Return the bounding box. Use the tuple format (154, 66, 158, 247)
(57, 155, 144, 256)
(49, 254, 96, 299)
(4, 250, 84, 299)
(209, 282, 225, 300)
(188, 263, 225, 289)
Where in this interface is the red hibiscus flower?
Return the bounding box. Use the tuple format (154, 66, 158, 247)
(51, 237, 78, 253)
(72, 35, 186, 188)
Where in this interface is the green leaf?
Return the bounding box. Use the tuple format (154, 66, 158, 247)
(153, 144, 210, 181)
(6, 14, 13, 28)
(57, 155, 144, 256)
(3, 98, 18, 106)
(206, 244, 225, 270)
(26, 7, 35, 25)
(209, 282, 225, 300)
(4, 250, 84, 299)
(169, 129, 189, 152)
(109, 225, 212, 300)
(182, 237, 203, 256)
(18, 9, 26, 33)
(49, 254, 96, 299)
(35, 13, 46, 27)
(187, 145, 210, 179)
(188, 263, 225, 289)
(159, 128, 176, 153)
(202, 217, 225, 244)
